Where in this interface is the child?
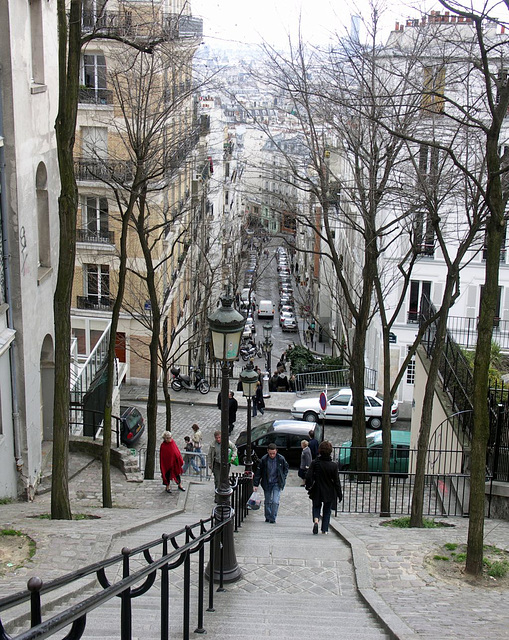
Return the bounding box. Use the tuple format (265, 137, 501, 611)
(182, 436, 200, 474)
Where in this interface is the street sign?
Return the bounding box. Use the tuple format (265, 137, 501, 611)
(319, 392, 327, 411)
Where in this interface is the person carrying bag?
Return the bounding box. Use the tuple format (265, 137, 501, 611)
(305, 441, 342, 535)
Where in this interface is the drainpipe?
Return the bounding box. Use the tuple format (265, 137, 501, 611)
(0, 74, 23, 482)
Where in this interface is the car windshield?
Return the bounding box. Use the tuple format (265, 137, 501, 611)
(250, 421, 276, 440)
(124, 409, 142, 429)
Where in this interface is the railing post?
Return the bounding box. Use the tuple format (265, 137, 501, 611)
(195, 522, 206, 634)
(183, 527, 191, 640)
(161, 535, 170, 640)
(207, 523, 215, 612)
(27, 577, 43, 628)
(120, 548, 132, 640)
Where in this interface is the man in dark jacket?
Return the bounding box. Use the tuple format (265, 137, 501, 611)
(217, 390, 239, 434)
(253, 444, 289, 523)
(308, 430, 319, 459)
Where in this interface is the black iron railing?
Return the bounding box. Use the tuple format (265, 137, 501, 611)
(77, 228, 115, 244)
(76, 295, 113, 311)
(68, 406, 122, 447)
(0, 476, 251, 640)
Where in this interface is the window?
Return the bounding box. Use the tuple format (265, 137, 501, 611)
(81, 54, 108, 104)
(82, 127, 108, 159)
(330, 393, 351, 406)
(85, 264, 110, 305)
(408, 280, 431, 323)
(30, 0, 45, 85)
(422, 66, 445, 114)
(414, 143, 438, 256)
(83, 197, 109, 240)
(407, 348, 415, 384)
(36, 163, 50, 268)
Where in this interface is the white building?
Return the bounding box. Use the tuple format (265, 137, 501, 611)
(0, 0, 59, 498)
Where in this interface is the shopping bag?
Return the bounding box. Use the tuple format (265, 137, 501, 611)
(247, 491, 261, 510)
(228, 449, 239, 466)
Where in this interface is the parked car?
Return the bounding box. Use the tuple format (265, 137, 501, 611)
(279, 310, 295, 326)
(235, 419, 322, 468)
(281, 316, 298, 332)
(291, 388, 399, 428)
(119, 406, 145, 445)
(337, 430, 411, 474)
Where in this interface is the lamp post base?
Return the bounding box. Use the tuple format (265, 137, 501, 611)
(205, 505, 242, 583)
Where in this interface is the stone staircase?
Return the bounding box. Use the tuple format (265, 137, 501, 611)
(7, 486, 391, 639)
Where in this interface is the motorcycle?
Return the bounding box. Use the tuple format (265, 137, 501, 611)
(170, 366, 210, 394)
(240, 344, 262, 361)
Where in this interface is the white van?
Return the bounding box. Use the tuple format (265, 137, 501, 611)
(257, 300, 275, 319)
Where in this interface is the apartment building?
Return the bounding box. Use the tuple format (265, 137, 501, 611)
(0, 0, 59, 498)
(71, 0, 209, 384)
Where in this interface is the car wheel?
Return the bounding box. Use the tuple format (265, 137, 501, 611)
(303, 411, 318, 423)
(368, 416, 382, 429)
(171, 380, 182, 392)
(198, 380, 210, 394)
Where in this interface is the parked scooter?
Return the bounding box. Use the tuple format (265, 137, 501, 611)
(239, 344, 262, 361)
(170, 366, 210, 394)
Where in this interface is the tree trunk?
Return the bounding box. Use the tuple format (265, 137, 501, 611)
(410, 277, 456, 527)
(466, 141, 505, 575)
(51, 0, 82, 520)
(101, 200, 131, 507)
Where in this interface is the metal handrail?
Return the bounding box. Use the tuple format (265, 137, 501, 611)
(0, 476, 251, 640)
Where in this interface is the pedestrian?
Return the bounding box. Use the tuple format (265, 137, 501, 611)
(289, 374, 297, 392)
(159, 431, 185, 493)
(182, 436, 200, 474)
(308, 430, 319, 459)
(207, 430, 238, 489)
(298, 440, 312, 486)
(228, 391, 238, 433)
(269, 371, 279, 392)
(217, 390, 239, 434)
(191, 423, 205, 468)
(306, 440, 342, 535)
(253, 443, 289, 524)
(252, 380, 265, 417)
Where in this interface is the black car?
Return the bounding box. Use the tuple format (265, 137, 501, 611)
(234, 419, 322, 468)
(119, 406, 145, 445)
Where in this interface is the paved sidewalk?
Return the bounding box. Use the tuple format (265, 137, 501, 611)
(1, 443, 509, 639)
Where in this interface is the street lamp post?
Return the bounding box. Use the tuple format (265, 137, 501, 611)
(207, 295, 245, 583)
(239, 361, 259, 496)
(263, 322, 273, 376)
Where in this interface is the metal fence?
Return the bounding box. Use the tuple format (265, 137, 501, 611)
(332, 444, 470, 516)
(294, 367, 377, 397)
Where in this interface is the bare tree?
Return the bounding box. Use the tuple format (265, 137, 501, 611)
(52, 0, 166, 517)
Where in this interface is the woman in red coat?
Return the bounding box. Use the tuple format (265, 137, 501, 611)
(160, 431, 185, 493)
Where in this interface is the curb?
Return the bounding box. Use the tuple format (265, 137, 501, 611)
(330, 519, 416, 640)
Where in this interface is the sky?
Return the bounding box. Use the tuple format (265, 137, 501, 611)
(190, 0, 400, 48)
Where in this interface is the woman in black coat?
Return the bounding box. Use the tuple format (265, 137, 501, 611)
(305, 440, 342, 535)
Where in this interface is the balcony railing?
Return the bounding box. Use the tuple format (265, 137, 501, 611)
(77, 228, 115, 245)
(163, 14, 203, 39)
(77, 295, 113, 311)
(79, 87, 113, 105)
(82, 11, 203, 40)
(447, 315, 507, 350)
(74, 158, 134, 183)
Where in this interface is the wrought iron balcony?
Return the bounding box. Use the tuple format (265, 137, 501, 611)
(74, 158, 134, 183)
(77, 228, 115, 245)
(77, 295, 113, 311)
(79, 87, 113, 106)
(163, 14, 203, 39)
(82, 11, 203, 40)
